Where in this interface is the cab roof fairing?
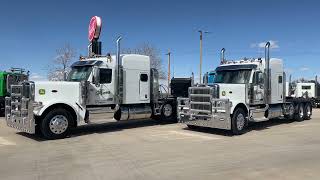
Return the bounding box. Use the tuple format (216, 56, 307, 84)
(71, 60, 103, 67)
(215, 64, 258, 72)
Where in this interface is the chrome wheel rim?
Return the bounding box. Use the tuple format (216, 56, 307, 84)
(306, 105, 311, 117)
(236, 113, 245, 130)
(299, 106, 304, 118)
(49, 115, 68, 134)
(289, 104, 294, 117)
(163, 104, 173, 117)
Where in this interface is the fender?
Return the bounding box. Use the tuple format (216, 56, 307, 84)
(232, 103, 249, 116)
(34, 101, 86, 123)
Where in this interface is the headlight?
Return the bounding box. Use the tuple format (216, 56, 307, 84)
(33, 101, 43, 110)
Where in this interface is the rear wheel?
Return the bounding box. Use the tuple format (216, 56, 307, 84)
(284, 104, 295, 120)
(303, 103, 312, 120)
(40, 108, 72, 140)
(231, 108, 248, 135)
(294, 103, 304, 122)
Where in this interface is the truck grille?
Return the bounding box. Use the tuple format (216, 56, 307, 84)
(189, 87, 213, 114)
(5, 82, 35, 134)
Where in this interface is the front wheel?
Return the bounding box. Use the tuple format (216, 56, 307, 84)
(231, 108, 248, 135)
(160, 102, 177, 122)
(40, 108, 72, 140)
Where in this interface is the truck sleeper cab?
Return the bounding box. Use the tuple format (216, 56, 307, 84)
(178, 42, 312, 134)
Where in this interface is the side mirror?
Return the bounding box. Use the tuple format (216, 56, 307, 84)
(258, 73, 264, 84)
(92, 67, 100, 87)
(254, 72, 264, 87)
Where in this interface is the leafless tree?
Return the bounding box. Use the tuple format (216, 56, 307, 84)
(47, 43, 76, 81)
(122, 43, 166, 79)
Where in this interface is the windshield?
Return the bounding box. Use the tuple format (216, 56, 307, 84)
(67, 66, 92, 82)
(214, 69, 252, 84)
(208, 72, 215, 84)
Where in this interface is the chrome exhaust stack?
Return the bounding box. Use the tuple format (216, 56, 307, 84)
(116, 36, 122, 104)
(265, 42, 271, 104)
(220, 48, 225, 64)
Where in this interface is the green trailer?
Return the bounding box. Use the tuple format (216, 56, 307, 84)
(0, 68, 29, 116)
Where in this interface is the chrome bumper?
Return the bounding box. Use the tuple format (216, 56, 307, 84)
(177, 97, 231, 130)
(5, 83, 35, 134)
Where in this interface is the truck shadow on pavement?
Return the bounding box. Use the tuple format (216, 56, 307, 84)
(16, 118, 303, 141)
(17, 119, 176, 141)
(17, 132, 46, 141)
(183, 118, 300, 136)
(71, 119, 175, 137)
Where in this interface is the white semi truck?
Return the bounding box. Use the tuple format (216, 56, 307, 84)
(286, 79, 320, 108)
(4, 17, 181, 139)
(286, 82, 316, 98)
(178, 42, 312, 134)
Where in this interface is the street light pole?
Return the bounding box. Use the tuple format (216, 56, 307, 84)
(199, 30, 203, 84)
(166, 50, 171, 92)
(198, 30, 210, 84)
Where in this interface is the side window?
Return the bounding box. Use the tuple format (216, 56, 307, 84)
(254, 71, 264, 84)
(140, 74, 148, 82)
(99, 69, 112, 84)
(278, 76, 283, 83)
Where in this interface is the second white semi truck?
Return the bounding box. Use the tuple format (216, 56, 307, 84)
(178, 42, 312, 134)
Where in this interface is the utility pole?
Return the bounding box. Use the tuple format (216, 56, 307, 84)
(166, 50, 171, 92)
(198, 30, 210, 84)
(199, 30, 203, 84)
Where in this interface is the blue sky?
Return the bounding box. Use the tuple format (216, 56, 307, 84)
(0, 0, 319, 81)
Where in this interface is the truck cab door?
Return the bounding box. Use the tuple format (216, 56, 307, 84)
(277, 74, 283, 102)
(252, 71, 264, 104)
(139, 73, 149, 101)
(87, 68, 115, 105)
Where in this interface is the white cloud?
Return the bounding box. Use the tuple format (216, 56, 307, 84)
(250, 40, 279, 49)
(299, 67, 310, 72)
(29, 73, 47, 81)
(284, 68, 294, 74)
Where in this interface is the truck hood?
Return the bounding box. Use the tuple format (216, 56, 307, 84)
(34, 81, 82, 106)
(217, 83, 246, 100)
(216, 83, 247, 113)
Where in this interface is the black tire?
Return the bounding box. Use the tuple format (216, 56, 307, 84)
(40, 108, 73, 140)
(284, 104, 295, 120)
(231, 108, 248, 135)
(0, 97, 5, 117)
(303, 103, 312, 120)
(160, 102, 177, 122)
(294, 103, 304, 122)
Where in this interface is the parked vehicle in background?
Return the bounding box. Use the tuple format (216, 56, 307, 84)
(0, 68, 28, 116)
(286, 80, 320, 108)
(178, 42, 312, 135)
(207, 71, 215, 85)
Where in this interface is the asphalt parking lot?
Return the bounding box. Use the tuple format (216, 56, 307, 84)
(1, 110, 320, 180)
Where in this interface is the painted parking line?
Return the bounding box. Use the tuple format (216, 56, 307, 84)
(0, 137, 16, 146)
